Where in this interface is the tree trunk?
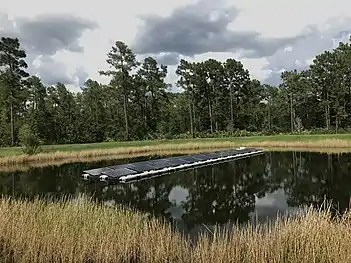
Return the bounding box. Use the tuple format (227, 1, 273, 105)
(236, 97, 239, 119)
(268, 99, 271, 131)
(230, 84, 234, 132)
(213, 84, 218, 132)
(188, 96, 194, 137)
(290, 94, 293, 133)
(209, 101, 213, 133)
(10, 96, 14, 146)
(326, 93, 330, 130)
(192, 101, 196, 133)
(123, 93, 129, 140)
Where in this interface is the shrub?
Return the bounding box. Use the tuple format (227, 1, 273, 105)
(18, 124, 40, 155)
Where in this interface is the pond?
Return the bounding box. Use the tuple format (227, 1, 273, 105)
(1, 151, 351, 236)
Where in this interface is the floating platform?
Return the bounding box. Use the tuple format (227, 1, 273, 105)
(82, 147, 264, 183)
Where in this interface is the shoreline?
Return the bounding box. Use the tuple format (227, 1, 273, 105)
(1, 139, 351, 169)
(0, 139, 351, 171)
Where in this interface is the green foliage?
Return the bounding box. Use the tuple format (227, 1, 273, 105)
(1, 36, 351, 149)
(18, 124, 40, 154)
(0, 37, 29, 146)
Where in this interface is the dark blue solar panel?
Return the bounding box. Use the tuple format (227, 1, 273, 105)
(174, 157, 194, 164)
(82, 148, 263, 177)
(148, 158, 182, 168)
(191, 154, 212, 161)
(180, 156, 204, 162)
(153, 162, 170, 169)
(215, 151, 232, 157)
(166, 157, 190, 165)
(84, 167, 113, 176)
(125, 161, 156, 172)
(222, 149, 239, 156)
(102, 167, 137, 178)
(202, 152, 221, 158)
(108, 164, 131, 170)
(148, 160, 171, 169)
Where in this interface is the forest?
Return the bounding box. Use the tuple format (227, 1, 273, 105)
(1, 36, 351, 147)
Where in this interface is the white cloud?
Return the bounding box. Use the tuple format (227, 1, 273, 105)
(1, 0, 351, 90)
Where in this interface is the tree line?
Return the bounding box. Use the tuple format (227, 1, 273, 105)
(1, 36, 351, 147)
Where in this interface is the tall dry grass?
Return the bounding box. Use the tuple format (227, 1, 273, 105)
(1, 197, 351, 263)
(0, 147, 232, 172)
(246, 138, 351, 148)
(2, 139, 351, 168)
(0, 146, 348, 173)
(0, 142, 237, 166)
(0, 197, 189, 263)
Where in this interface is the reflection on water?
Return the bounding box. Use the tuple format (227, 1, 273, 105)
(1, 151, 351, 235)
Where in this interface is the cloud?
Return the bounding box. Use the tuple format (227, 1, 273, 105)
(0, 12, 96, 88)
(262, 17, 351, 85)
(74, 67, 89, 87)
(133, 0, 307, 59)
(16, 14, 98, 56)
(0, 12, 97, 56)
(30, 56, 74, 85)
(154, 52, 181, 65)
(29, 55, 89, 87)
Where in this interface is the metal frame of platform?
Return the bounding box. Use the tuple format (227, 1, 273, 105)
(82, 147, 264, 183)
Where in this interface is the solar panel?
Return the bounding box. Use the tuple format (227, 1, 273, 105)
(147, 159, 180, 169)
(147, 161, 170, 169)
(102, 167, 137, 178)
(149, 157, 180, 167)
(108, 164, 131, 170)
(223, 149, 239, 156)
(174, 157, 194, 164)
(191, 154, 212, 161)
(81, 147, 264, 182)
(84, 167, 113, 176)
(165, 157, 190, 165)
(180, 156, 205, 162)
(215, 151, 231, 158)
(202, 152, 221, 158)
(125, 162, 156, 172)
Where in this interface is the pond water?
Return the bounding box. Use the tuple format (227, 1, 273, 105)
(1, 151, 351, 236)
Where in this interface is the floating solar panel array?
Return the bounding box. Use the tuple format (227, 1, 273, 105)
(82, 147, 264, 183)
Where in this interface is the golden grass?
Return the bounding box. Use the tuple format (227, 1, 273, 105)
(0, 146, 349, 173)
(1, 139, 351, 172)
(0, 149, 205, 172)
(246, 138, 351, 148)
(0, 142, 240, 166)
(1, 197, 351, 263)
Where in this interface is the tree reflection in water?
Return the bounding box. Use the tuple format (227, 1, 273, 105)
(1, 151, 351, 234)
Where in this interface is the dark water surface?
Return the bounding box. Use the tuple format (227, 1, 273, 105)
(1, 151, 351, 235)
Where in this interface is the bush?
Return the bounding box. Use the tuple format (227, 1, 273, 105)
(18, 124, 40, 155)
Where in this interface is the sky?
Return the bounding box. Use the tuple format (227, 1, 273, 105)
(1, 0, 351, 92)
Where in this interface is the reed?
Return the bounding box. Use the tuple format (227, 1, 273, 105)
(245, 138, 351, 148)
(0, 146, 349, 173)
(0, 148, 226, 172)
(0, 142, 238, 166)
(1, 197, 351, 263)
(1, 138, 351, 168)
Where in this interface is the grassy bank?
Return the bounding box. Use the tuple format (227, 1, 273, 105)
(0, 146, 350, 173)
(0, 198, 351, 263)
(1, 134, 351, 166)
(3, 134, 351, 156)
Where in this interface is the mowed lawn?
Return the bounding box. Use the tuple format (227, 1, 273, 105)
(0, 133, 349, 157)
